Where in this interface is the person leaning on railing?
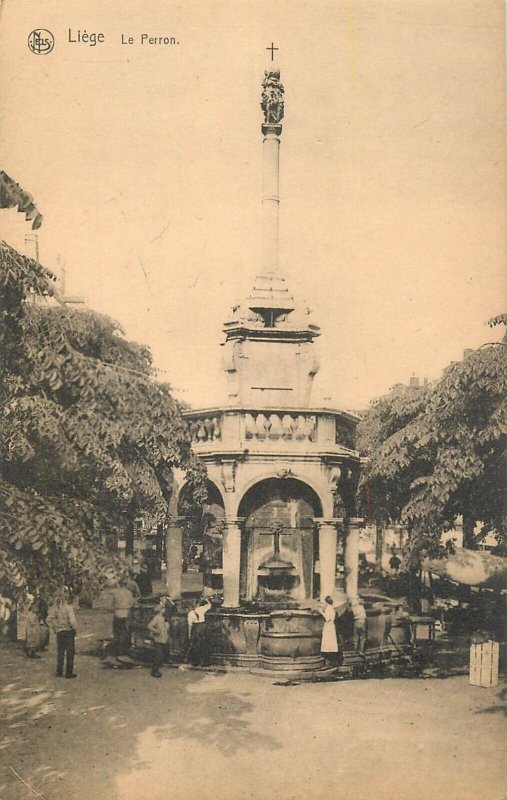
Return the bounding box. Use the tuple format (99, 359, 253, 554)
(186, 598, 212, 666)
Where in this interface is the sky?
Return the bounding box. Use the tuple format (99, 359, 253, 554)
(0, 0, 505, 411)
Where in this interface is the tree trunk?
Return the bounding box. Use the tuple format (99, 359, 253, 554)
(125, 512, 135, 558)
(462, 515, 476, 549)
(375, 519, 384, 571)
(155, 523, 164, 579)
(408, 567, 422, 614)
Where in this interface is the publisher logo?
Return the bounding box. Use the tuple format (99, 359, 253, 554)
(28, 29, 54, 55)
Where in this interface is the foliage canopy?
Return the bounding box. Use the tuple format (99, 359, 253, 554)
(358, 318, 507, 556)
(0, 241, 207, 598)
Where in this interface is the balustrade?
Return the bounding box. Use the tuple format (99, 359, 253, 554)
(188, 415, 222, 443)
(185, 408, 356, 450)
(244, 411, 316, 442)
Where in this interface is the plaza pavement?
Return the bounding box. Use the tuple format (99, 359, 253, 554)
(0, 605, 505, 800)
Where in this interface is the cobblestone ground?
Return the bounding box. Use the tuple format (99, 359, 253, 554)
(0, 605, 505, 800)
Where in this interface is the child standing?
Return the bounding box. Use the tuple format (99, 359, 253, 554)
(147, 603, 169, 678)
(350, 598, 367, 654)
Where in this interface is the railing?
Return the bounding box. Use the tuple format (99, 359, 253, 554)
(185, 407, 358, 451)
(187, 416, 222, 443)
(244, 412, 316, 442)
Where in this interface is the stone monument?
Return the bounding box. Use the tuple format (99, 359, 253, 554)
(165, 71, 365, 676)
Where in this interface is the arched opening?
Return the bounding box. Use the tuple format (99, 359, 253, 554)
(237, 478, 323, 602)
(177, 480, 225, 595)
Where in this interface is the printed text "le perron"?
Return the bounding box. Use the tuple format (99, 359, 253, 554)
(68, 29, 179, 46)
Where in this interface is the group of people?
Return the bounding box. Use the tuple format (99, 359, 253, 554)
(14, 564, 153, 679)
(105, 568, 213, 678)
(15, 566, 367, 678)
(17, 562, 214, 679)
(147, 595, 211, 677)
(104, 565, 155, 661)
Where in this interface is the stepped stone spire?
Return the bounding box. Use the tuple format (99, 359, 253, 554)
(247, 271, 295, 317)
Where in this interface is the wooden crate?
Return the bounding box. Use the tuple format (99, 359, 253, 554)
(469, 641, 499, 687)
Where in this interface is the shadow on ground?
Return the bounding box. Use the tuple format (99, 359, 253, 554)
(1, 609, 505, 800)
(475, 686, 507, 717)
(417, 635, 506, 681)
(0, 621, 280, 800)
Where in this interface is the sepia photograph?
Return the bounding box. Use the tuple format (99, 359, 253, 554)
(0, 1, 506, 799)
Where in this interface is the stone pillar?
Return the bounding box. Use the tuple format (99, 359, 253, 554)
(262, 122, 282, 273)
(316, 518, 339, 600)
(344, 517, 364, 601)
(166, 518, 184, 599)
(222, 518, 244, 608)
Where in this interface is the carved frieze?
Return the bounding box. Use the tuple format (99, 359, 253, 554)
(221, 461, 236, 493)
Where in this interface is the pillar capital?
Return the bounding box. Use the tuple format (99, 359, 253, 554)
(261, 122, 282, 137)
(347, 517, 365, 528)
(314, 517, 344, 530)
(222, 517, 244, 530)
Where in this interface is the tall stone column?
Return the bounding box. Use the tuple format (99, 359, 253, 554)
(166, 518, 185, 599)
(262, 122, 282, 274)
(344, 517, 364, 601)
(316, 518, 340, 600)
(222, 518, 243, 608)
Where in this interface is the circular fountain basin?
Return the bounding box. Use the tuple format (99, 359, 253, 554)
(260, 608, 323, 657)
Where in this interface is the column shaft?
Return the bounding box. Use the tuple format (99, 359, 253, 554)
(222, 520, 243, 608)
(166, 523, 184, 599)
(317, 520, 338, 600)
(344, 518, 363, 601)
(262, 130, 280, 273)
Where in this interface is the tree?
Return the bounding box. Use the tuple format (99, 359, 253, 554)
(358, 317, 507, 559)
(0, 241, 207, 599)
(0, 171, 43, 229)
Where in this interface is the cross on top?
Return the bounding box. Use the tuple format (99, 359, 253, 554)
(266, 42, 279, 61)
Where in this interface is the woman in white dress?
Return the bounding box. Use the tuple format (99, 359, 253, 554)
(186, 598, 212, 666)
(319, 595, 340, 664)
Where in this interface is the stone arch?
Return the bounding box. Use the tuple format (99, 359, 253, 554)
(237, 476, 323, 520)
(236, 472, 327, 519)
(237, 476, 324, 602)
(175, 478, 225, 516)
(175, 479, 226, 595)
